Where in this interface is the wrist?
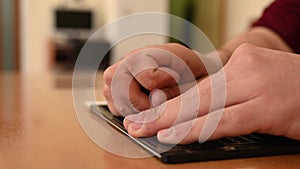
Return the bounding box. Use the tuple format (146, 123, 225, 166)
(217, 48, 232, 65)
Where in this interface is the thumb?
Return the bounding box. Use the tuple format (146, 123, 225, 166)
(150, 81, 198, 107)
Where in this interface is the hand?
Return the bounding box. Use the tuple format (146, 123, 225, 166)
(103, 43, 212, 116)
(123, 43, 300, 144)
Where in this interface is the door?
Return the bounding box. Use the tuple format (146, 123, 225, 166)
(0, 0, 20, 71)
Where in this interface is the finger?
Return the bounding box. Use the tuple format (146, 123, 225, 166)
(104, 79, 152, 116)
(106, 44, 204, 116)
(103, 66, 152, 116)
(157, 98, 261, 144)
(135, 67, 180, 91)
(163, 43, 207, 79)
(124, 46, 201, 90)
(103, 60, 126, 116)
(150, 43, 206, 79)
(124, 97, 181, 137)
(110, 48, 182, 116)
(103, 59, 122, 86)
(149, 89, 168, 108)
(123, 69, 260, 138)
(196, 69, 263, 115)
(124, 49, 180, 90)
(124, 86, 200, 137)
(149, 81, 198, 107)
(102, 84, 121, 116)
(122, 75, 215, 137)
(128, 79, 151, 111)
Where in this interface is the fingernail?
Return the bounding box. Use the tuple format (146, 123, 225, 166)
(129, 123, 142, 131)
(150, 89, 167, 107)
(124, 114, 139, 130)
(157, 128, 173, 138)
(125, 114, 138, 121)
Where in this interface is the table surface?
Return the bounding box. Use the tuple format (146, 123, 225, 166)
(0, 72, 300, 169)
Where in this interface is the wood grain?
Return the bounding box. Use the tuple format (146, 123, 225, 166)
(0, 72, 299, 169)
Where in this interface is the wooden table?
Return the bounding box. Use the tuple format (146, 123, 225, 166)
(0, 72, 300, 169)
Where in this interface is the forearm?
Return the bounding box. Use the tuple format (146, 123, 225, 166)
(217, 26, 293, 65)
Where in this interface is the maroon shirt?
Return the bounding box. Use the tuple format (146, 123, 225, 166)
(253, 0, 300, 53)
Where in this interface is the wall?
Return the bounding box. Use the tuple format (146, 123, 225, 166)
(21, 0, 106, 73)
(21, 0, 168, 73)
(27, 0, 52, 73)
(98, 0, 169, 63)
(222, 0, 274, 42)
(21, 0, 274, 73)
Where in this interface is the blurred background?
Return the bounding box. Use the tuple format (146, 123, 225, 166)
(0, 0, 273, 75)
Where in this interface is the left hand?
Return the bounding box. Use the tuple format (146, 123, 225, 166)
(123, 44, 300, 144)
(103, 43, 207, 116)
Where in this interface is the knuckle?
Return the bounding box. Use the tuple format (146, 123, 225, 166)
(108, 104, 121, 116)
(218, 110, 235, 136)
(103, 66, 115, 84)
(102, 85, 111, 98)
(164, 86, 180, 99)
(139, 70, 159, 90)
(231, 43, 252, 59)
(166, 43, 185, 49)
(142, 127, 156, 137)
(144, 81, 157, 91)
(235, 43, 256, 53)
(189, 123, 199, 136)
(130, 99, 148, 111)
(231, 43, 261, 66)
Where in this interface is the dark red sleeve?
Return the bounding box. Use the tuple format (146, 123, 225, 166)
(253, 0, 300, 53)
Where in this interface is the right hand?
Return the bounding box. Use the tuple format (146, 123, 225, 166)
(102, 43, 214, 116)
(123, 44, 300, 144)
